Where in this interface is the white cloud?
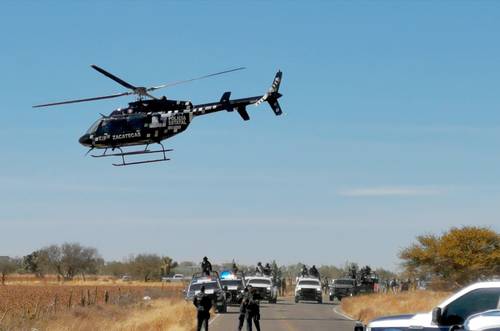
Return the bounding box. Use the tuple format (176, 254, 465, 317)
(338, 186, 446, 197)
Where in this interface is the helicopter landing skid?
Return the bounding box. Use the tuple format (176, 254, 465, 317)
(90, 144, 173, 166)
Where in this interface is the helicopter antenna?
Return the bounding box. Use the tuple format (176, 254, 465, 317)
(33, 65, 246, 108)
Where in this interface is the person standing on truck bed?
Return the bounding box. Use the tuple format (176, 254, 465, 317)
(201, 256, 212, 276)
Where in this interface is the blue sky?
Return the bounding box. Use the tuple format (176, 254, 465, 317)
(1, 1, 499, 270)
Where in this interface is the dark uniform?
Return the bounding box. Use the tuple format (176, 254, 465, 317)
(201, 257, 212, 276)
(263, 263, 271, 276)
(193, 287, 213, 331)
(238, 288, 250, 331)
(309, 265, 319, 278)
(255, 262, 264, 275)
(245, 293, 261, 331)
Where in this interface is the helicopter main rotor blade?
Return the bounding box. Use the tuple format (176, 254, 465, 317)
(147, 67, 246, 92)
(91, 64, 137, 90)
(33, 92, 132, 108)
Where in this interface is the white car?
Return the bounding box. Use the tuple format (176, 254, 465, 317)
(162, 274, 185, 282)
(463, 309, 500, 330)
(245, 276, 278, 303)
(295, 276, 322, 304)
(360, 281, 500, 331)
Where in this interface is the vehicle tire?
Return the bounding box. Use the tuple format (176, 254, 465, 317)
(318, 299, 322, 304)
(329, 295, 334, 301)
(294, 297, 299, 303)
(337, 296, 342, 301)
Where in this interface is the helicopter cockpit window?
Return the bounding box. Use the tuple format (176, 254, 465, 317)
(86, 119, 102, 134)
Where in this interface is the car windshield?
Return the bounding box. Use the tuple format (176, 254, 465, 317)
(86, 119, 102, 134)
(247, 279, 271, 286)
(335, 279, 354, 285)
(189, 282, 219, 292)
(299, 280, 320, 286)
(221, 280, 243, 287)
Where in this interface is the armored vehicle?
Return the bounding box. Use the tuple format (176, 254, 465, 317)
(329, 278, 355, 301)
(184, 272, 227, 313)
(294, 276, 322, 304)
(220, 270, 246, 305)
(245, 275, 278, 303)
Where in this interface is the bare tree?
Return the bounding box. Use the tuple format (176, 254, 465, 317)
(24, 243, 102, 281)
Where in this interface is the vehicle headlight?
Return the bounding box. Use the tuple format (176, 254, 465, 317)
(316, 288, 322, 292)
(266, 286, 271, 290)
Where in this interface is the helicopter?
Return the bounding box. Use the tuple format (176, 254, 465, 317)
(33, 65, 283, 166)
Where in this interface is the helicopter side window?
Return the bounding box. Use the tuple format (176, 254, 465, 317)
(127, 115, 144, 131)
(104, 119, 127, 134)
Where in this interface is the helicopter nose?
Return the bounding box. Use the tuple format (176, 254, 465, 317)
(79, 134, 92, 146)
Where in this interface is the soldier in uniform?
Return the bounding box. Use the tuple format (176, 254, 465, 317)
(255, 262, 264, 275)
(238, 287, 250, 331)
(309, 265, 319, 278)
(301, 265, 309, 277)
(263, 263, 271, 276)
(232, 259, 239, 274)
(322, 277, 329, 295)
(246, 287, 261, 331)
(201, 256, 212, 276)
(193, 285, 212, 331)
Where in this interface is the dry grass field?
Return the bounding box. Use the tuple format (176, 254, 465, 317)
(341, 290, 452, 324)
(0, 274, 195, 331)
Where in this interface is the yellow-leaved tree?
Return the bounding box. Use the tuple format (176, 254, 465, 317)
(400, 226, 500, 286)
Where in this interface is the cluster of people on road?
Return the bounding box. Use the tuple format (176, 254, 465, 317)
(194, 258, 325, 331)
(238, 286, 261, 331)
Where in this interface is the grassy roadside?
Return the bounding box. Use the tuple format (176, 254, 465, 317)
(0, 275, 194, 330)
(39, 298, 196, 331)
(1, 297, 196, 331)
(340, 291, 451, 324)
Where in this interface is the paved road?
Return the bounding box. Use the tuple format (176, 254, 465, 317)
(210, 297, 356, 331)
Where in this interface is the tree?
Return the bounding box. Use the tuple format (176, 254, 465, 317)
(400, 226, 500, 286)
(0, 257, 19, 285)
(129, 254, 162, 282)
(24, 243, 102, 280)
(23, 250, 50, 278)
(160, 256, 178, 277)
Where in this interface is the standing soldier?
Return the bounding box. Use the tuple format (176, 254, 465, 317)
(246, 288, 261, 331)
(232, 259, 239, 274)
(238, 287, 250, 331)
(193, 285, 212, 331)
(201, 257, 212, 276)
(322, 277, 329, 295)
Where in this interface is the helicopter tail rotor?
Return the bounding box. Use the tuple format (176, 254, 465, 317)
(255, 70, 283, 116)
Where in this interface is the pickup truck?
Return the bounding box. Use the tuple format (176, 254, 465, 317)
(357, 281, 500, 331)
(295, 276, 323, 303)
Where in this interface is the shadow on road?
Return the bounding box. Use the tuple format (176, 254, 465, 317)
(261, 317, 352, 322)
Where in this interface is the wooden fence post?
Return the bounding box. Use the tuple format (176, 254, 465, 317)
(87, 289, 91, 306)
(53, 295, 58, 314)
